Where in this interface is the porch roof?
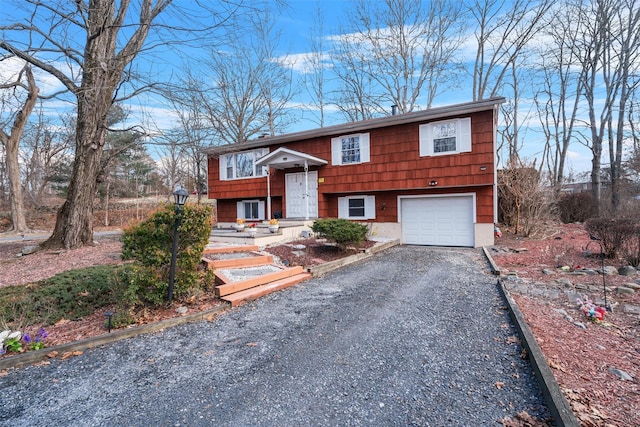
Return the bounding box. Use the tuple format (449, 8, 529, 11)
(255, 147, 328, 170)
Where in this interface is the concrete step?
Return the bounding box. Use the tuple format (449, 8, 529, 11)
(221, 272, 312, 307)
(215, 265, 305, 297)
(203, 245, 259, 254)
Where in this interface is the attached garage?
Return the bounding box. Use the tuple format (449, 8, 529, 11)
(400, 195, 475, 247)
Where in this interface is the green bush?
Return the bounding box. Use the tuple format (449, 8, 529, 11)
(0, 265, 121, 328)
(120, 203, 213, 307)
(311, 218, 368, 250)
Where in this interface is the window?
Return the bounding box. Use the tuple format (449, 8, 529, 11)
(419, 118, 471, 157)
(220, 148, 268, 180)
(338, 195, 375, 219)
(236, 200, 265, 220)
(331, 133, 370, 165)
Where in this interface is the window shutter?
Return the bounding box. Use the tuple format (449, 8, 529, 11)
(360, 133, 370, 163)
(458, 118, 472, 153)
(365, 195, 376, 219)
(220, 155, 227, 180)
(236, 201, 243, 219)
(419, 124, 432, 156)
(258, 200, 265, 220)
(331, 137, 342, 165)
(337, 197, 348, 218)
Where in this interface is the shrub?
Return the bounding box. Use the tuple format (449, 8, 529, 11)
(557, 192, 594, 223)
(311, 218, 368, 250)
(120, 203, 213, 307)
(0, 265, 121, 328)
(585, 217, 639, 261)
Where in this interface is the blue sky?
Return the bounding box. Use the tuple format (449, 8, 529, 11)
(0, 0, 599, 175)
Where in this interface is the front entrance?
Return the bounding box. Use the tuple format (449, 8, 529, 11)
(285, 171, 318, 218)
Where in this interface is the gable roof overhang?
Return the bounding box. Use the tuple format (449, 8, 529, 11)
(203, 97, 506, 157)
(255, 147, 328, 170)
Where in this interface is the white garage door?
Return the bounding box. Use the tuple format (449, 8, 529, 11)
(401, 196, 474, 247)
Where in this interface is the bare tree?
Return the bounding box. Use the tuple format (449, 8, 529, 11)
(469, 0, 553, 101)
(533, 2, 587, 191)
(333, 0, 464, 117)
(570, 0, 640, 214)
(0, 0, 241, 248)
(0, 64, 38, 233)
(192, 6, 294, 144)
(303, 3, 329, 128)
(20, 107, 75, 206)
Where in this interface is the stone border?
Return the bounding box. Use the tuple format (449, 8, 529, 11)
(308, 239, 401, 277)
(482, 247, 579, 427)
(0, 304, 229, 371)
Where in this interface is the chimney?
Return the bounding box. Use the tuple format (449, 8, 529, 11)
(391, 105, 397, 116)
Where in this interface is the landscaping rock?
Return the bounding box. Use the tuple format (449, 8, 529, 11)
(601, 266, 618, 275)
(175, 306, 188, 314)
(573, 321, 586, 330)
(618, 266, 638, 276)
(624, 283, 640, 290)
(559, 265, 571, 271)
(608, 368, 634, 381)
(20, 245, 39, 256)
(580, 269, 598, 275)
(555, 278, 573, 287)
(542, 268, 555, 275)
(624, 304, 640, 315)
(616, 287, 635, 295)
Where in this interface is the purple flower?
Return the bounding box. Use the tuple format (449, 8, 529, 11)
(0, 348, 5, 355)
(22, 333, 31, 343)
(38, 328, 48, 339)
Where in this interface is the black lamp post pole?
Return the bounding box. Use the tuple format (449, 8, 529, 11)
(167, 188, 188, 306)
(167, 205, 181, 305)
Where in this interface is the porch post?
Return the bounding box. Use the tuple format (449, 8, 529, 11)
(266, 167, 272, 220)
(304, 160, 309, 220)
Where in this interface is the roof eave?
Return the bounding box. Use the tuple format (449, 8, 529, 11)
(203, 97, 505, 157)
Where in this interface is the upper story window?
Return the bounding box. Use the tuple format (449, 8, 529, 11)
(220, 148, 268, 180)
(331, 133, 370, 165)
(419, 118, 471, 157)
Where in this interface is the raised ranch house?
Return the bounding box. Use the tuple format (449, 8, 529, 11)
(204, 97, 505, 248)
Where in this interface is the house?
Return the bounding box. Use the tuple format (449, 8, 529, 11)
(204, 97, 505, 248)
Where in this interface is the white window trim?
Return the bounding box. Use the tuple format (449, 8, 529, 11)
(220, 148, 269, 181)
(236, 200, 265, 221)
(331, 133, 370, 166)
(419, 117, 471, 157)
(338, 195, 376, 220)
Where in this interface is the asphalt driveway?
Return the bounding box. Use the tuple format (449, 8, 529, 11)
(0, 246, 549, 426)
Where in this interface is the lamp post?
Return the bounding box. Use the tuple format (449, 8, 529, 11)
(167, 187, 189, 305)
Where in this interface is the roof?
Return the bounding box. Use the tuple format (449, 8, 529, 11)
(203, 97, 506, 157)
(255, 147, 328, 169)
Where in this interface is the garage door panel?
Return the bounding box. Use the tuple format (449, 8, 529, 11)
(401, 196, 474, 247)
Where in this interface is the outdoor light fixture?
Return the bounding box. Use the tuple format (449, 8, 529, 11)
(480, 165, 487, 171)
(104, 311, 114, 333)
(429, 180, 438, 186)
(167, 187, 188, 305)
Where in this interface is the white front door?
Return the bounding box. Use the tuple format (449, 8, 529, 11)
(286, 171, 318, 218)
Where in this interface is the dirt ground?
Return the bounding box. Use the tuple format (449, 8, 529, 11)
(492, 223, 640, 427)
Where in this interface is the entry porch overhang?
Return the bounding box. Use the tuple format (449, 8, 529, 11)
(255, 147, 327, 169)
(255, 148, 327, 221)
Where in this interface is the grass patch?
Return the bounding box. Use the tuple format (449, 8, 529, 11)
(0, 265, 122, 329)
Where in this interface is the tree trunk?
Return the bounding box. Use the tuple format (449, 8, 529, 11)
(0, 65, 38, 233)
(5, 141, 29, 232)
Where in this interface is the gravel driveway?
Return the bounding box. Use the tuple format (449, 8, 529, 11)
(1, 246, 549, 426)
